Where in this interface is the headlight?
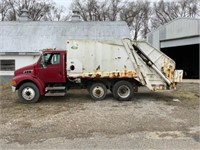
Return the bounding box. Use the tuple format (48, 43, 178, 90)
(11, 80, 17, 86)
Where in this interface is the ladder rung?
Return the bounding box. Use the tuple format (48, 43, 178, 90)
(45, 92, 66, 96)
(46, 86, 66, 90)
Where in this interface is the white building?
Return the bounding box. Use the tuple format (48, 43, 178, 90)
(146, 18, 200, 79)
(0, 14, 131, 83)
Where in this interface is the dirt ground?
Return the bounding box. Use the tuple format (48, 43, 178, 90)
(0, 82, 199, 149)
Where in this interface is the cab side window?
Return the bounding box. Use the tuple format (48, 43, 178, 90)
(50, 54, 60, 65)
(41, 53, 60, 67)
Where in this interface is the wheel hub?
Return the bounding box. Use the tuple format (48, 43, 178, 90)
(22, 87, 35, 100)
(92, 86, 104, 98)
(117, 85, 130, 98)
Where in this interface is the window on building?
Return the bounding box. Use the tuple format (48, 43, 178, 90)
(0, 60, 15, 71)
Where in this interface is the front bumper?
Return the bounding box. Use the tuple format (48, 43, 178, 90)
(11, 86, 16, 92)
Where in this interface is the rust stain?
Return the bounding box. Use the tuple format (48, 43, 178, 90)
(96, 73, 101, 78)
(151, 84, 166, 91)
(162, 59, 175, 82)
(79, 70, 137, 79)
(170, 82, 176, 90)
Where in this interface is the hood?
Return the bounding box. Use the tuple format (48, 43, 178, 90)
(14, 63, 36, 76)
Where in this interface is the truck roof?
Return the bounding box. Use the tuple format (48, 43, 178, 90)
(43, 50, 66, 53)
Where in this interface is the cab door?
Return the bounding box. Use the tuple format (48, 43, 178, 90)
(38, 52, 66, 83)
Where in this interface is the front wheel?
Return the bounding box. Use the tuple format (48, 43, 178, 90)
(112, 81, 134, 101)
(89, 83, 107, 100)
(18, 82, 40, 103)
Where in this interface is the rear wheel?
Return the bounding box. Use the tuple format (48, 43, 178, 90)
(18, 82, 40, 103)
(112, 80, 134, 101)
(89, 83, 107, 100)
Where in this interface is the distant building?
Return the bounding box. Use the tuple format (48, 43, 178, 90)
(0, 11, 131, 83)
(146, 18, 200, 79)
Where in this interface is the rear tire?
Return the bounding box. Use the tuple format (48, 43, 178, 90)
(89, 83, 107, 100)
(112, 80, 134, 101)
(18, 82, 40, 103)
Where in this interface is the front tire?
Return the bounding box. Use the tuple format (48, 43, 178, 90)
(18, 82, 40, 103)
(112, 80, 134, 101)
(89, 83, 107, 100)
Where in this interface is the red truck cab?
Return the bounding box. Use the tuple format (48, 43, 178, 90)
(11, 50, 67, 103)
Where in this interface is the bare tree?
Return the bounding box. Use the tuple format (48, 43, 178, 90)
(70, 0, 93, 21)
(140, 1, 152, 39)
(26, 0, 53, 21)
(70, 0, 123, 21)
(7, 0, 18, 21)
(0, 0, 10, 21)
(120, 0, 151, 40)
(70, 0, 107, 21)
(0, 0, 63, 21)
(151, 0, 200, 29)
(44, 5, 66, 21)
(2, 0, 199, 39)
(107, 0, 122, 21)
(70, 0, 152, 39)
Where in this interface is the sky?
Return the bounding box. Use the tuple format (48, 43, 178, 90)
(52, 0, 173, 10)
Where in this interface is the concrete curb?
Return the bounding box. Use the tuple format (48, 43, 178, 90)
(182, 79, 200, 83)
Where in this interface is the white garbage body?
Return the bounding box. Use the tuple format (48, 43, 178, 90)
(66, 39, 183, 91)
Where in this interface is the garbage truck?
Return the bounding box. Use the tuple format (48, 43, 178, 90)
(11, 39, 183, 103)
